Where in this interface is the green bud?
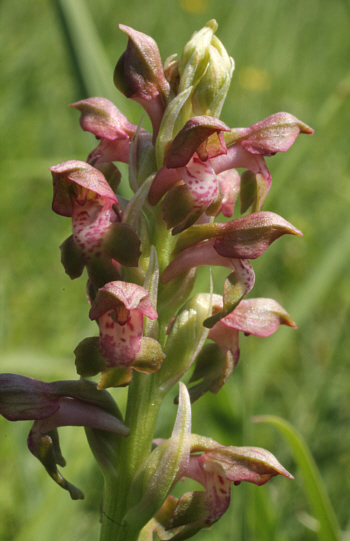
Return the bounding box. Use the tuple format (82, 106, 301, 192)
(177, 20, 234, 119)
(178, 20, 218, 94)
(192, 35, 234, 117)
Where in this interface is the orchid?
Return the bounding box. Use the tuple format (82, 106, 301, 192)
(149, 112, 312, 233)
(76, 281, 165, 389)
(70, 97, 149, 167)
(50, 160, 141, 287)
(187, 295, 297, 402)
(0, 20, 313, 541)
(158, 439, 294, 540)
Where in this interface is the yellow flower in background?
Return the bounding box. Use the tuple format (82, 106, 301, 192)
(179, 0, 209, 14)
(239, 66, 271, 91)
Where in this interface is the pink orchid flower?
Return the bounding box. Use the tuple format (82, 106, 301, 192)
(50, 160, 141, 285)
(88, 281, 164, 388)
(149, 112, 313, 233)
(70, 97, 149, 167)
(186, 295, 297, 402)
(153, 435, 293, 540)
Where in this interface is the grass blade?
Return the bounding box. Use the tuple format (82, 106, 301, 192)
(53, 0, 130, 113)
(254, 415, 342, 541)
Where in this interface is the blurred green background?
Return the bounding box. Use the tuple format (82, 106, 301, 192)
(1, 0, 350, 539)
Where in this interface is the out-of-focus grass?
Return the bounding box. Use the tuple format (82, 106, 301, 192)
(1, 0, 350, 540)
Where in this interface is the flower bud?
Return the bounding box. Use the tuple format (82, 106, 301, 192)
(178, 20, 234, 119)
(178, 20, 218, 94)
(192, 35, 234, 117)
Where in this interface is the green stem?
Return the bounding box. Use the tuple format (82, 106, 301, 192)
(99, 371, 163, 541)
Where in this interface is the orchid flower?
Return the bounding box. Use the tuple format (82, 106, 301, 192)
(148, 434, 293, 540)
(160, 211, 301, 326)
(114, 25, 170, 139)
(69, 97, 151, 167)
(0, 374, 129, 499)
(148, 112, 313, 233)
(1, 20, 314, 541)
(50, 160, 141, 287)
(188, 296, 297, 402)
(76, 281, 165, 389)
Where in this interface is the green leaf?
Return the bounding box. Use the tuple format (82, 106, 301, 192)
(254, 415, 342, 541)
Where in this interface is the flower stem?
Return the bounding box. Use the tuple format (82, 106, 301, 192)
(99, 371, 163, 541)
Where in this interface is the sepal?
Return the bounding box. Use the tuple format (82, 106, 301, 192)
(203, 260, 255, 327)
(188, 343, 234, 403)
(50, 160, 118, 217)
(102, 222, 141, 267)
(74, 336, 107, 378)
(59, 235, 85, 279)
(69, 97, 137, 140)
(114, 25, 170, 137)
(165, 116, 229, 169)
(115, 25, 170, 102)
(199, 445, 294, 485)
(224, 112, 314, 155)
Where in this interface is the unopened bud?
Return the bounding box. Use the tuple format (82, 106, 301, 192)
(178, 20, 218, 94)
(178, 20, 233, 119)
(192, 35, 234, 117)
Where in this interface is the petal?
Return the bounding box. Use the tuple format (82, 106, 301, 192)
(115, 25, 169, 101)
(199, 445, 294, 486)
(179, 156, 218, 213)
(69, 97, 138, 140)
(97, 310, 144, 365)
(89, 281, 158, 321)
(221, 298, 297, 336)
(217, 169, 240, 218)
(161, 239, 235, 284)
(166, 116, 229, 169)
(0, 373, 59, 421)
(226, 112, 314, 156)
(50, 160, 118, 217)
(207, 324, 240, 361)
(87, 137, 132, 166)
(213, 211, 303, 259)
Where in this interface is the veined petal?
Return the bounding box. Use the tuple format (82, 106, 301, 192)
(179, 156, 218, 212)
(89, 281, 158, 322)
(69, 97, 138, 140)
(225, 112, 314, 156)
(221, 297, 297, 336)
(166, 116, 229, 169)
(213, 211, 303, 259)
(50, 160, 118, 217)
(199, 445, 294, 486)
